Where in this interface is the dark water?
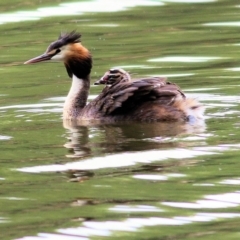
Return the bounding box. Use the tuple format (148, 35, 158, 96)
(1, 0, 240, 239)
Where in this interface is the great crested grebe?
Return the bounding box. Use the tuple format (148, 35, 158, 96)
(25, 31, 204, 123)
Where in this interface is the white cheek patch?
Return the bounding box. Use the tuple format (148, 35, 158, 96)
(51, 52, 64, 61)
(50, 46, 69, 62)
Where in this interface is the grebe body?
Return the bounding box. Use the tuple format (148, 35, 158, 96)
(25, 31, 204, 123)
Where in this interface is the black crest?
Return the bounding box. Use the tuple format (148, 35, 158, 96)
(58, 31, 81, 44)
(47, 31, 81, 52)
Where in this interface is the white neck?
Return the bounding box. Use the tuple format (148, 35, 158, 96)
(63, 74, 87, 119)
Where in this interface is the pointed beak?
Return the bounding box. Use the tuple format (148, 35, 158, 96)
(94, 78, 103, 85)
(24, 53, 53, 64)
(94, 74, 109, 85)
(94, 77, 106, 85)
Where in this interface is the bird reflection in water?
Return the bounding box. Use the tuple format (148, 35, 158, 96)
(63, 119, 206, 159)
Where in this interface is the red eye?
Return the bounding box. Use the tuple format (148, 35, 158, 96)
(103, 75, 109, 81)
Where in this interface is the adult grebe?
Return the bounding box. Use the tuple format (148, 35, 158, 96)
(25, 31, 204, 123)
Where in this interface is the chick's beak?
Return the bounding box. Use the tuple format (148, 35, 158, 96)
(24, 52, 53, 64)
(94, 76, 108, 85)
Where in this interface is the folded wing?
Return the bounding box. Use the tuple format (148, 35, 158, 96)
(92, 77, 186, 115)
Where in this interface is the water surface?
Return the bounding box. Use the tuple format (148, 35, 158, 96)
(1, 0, 240, 239)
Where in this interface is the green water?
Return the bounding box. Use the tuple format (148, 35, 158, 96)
(1, 0, 240, 239)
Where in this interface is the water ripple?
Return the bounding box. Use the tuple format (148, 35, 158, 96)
(148, 56, 221, 63)
(204, 22, 240, 27)
(0, 0, 163, 25)
(16, 212, 240, 239)
(0, 135, 12, 140)
(163, 0, 216, 2)
(109, 205, 163, 212)
(16, 148, 217, 173)
(133, 173, 185, 181)
(162, 191, 240, 209)
(16, 143, 240, 173)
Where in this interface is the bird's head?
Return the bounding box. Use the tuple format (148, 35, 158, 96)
(94, 68, 131, 85)
(25, 31, 89, 64)
(25, 31, 92, 79)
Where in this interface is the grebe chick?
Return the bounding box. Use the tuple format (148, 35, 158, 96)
(94, 68, 131, 85)
(25, 31, 204, 123)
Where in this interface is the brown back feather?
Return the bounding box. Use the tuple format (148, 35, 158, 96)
(91, 77, 186, 116)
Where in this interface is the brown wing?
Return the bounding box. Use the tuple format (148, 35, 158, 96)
(90, 77, 185, 116)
